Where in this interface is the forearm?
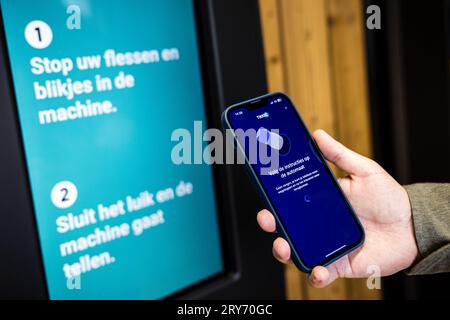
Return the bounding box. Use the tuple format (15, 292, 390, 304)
(404, 183, 450, 275)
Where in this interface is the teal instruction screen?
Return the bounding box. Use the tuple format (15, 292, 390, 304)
(0, 0, 224, 299)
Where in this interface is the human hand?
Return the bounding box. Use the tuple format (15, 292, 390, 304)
(257, 129, 419, 288)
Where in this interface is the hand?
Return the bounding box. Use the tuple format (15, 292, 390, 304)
(257, 129, 419, 288)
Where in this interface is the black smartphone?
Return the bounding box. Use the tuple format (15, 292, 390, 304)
(222, 92, 365, 272)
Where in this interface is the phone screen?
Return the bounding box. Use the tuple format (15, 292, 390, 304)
(227, 94, 363, 268)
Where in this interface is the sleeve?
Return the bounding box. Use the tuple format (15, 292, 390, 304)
(403, 183, 450, 275)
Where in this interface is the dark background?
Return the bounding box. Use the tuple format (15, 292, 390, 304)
(365, 0, 450, 299)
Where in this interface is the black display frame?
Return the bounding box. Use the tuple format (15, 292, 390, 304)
(0, 0, 241, 300)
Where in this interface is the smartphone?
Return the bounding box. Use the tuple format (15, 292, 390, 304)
(222, 92, 365, 272)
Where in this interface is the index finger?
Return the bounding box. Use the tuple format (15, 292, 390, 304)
(257, 209, 277, 233)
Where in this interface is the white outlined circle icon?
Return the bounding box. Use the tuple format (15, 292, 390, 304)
(51, 181, 78, 209)
(24, 20, 53, 49)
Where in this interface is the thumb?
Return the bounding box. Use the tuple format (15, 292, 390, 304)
(308, 266, 339, 288)
(313, 129, 371, 176)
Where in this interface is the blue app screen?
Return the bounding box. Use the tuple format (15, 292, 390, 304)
(228, 95, 363, 268)
(0, 0, 224, 299)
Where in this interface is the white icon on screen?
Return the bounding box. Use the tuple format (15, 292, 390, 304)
(257, 127, 284, 151)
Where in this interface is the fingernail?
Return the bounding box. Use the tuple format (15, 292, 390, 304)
(310, 274, 320, 285)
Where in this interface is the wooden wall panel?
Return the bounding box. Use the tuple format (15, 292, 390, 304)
(328, 0, 373, 158)
(259, 0, 381, 300)
(279, 0, 336, 133)
(279, 0, 348, 300)
(259, 0, 286, 93)
(327, 0, 379, 300)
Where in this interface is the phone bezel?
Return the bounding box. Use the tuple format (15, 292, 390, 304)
(223, 92, 365, 272)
